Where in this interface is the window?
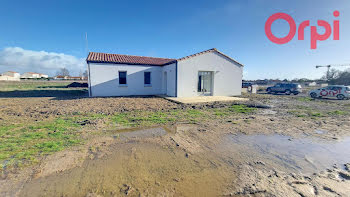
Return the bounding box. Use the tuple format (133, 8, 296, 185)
(119, 71, 127, 85)
(144, 72, 151, 85)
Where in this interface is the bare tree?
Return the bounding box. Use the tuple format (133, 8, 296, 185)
(321, 68, 339, 81)
(56, 68, 70, 76)
(82, 70, 88, 79)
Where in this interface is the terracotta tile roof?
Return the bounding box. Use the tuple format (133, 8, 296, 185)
(87, 48, 243, 67)
(87, 52, 176, 66)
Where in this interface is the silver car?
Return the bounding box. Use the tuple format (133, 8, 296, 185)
(309, 85, 350, 100)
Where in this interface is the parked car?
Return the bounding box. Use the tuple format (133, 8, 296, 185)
(309, 85, 350, 100)
(242, 82, 253, 88)
(242, 82, 253, 91)
(266, 83, 302, 95)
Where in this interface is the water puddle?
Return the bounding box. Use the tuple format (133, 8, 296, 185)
(220, 134, 350, 173)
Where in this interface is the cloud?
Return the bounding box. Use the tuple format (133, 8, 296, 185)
(0, 47, 86, 76)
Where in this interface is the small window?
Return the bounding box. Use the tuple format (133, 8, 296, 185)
(119, 71, 127, 85)
(144, 72, 151, 85)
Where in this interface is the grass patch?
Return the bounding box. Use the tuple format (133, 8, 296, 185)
(288, 110, 325, 118)
(0, 81, 72, 91)
(327, 110, 348, 116)
(0, 118, 82, 170)
(0, 104, 257, 170)
(110, 109, 206, 127)
(229, 104, 256, 114)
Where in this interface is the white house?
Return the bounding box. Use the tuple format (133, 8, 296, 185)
(0, 71, 21, 81)
(86, 48, 243, 97)
(21, 72, 48, 79)
(2, 71, 20, 78)
(39, 73, 49, 78)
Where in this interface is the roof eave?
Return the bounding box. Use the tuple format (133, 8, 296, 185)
(86, 60, 176, 66)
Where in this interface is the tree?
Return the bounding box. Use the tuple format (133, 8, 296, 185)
(323, 68, 350, 85)
(321, 68, 339, 82)
(82, 70, 88, 79)
(56, 68, 70, 76)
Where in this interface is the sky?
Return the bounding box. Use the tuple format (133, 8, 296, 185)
(0, 0, 349, 79)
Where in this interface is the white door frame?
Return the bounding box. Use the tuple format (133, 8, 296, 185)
(197, 71, 213, 96)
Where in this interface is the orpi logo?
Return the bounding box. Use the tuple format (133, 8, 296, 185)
(265, 11, 340, 49)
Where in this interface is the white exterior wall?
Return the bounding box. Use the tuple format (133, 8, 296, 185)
(0, 75, 20, 81)
(162, 63, 176, 97)
(177, 51, 242, 97)
(89, 63, 165, 97)
(3, 72, 20, 78)
(21, 73, 40, 78)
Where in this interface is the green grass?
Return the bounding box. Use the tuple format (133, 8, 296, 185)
(109, 105, 256, 127)
(327, 110, 348, 116)
(289, 110, 325, 118)
(110, 109, 206, 127)
(0, 104, 257, 170)
(0, 118, 82, 170)
(0, 81, 72, 91)
(229, 104, 256, 114)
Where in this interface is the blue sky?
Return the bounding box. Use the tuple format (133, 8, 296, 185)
(0, 0, 349, 79)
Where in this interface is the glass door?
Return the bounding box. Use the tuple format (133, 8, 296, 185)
(198, 71, 213, 96)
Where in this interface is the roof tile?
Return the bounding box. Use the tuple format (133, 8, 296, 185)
(86, 48, 243, 67)
(87, 52, 176, 66)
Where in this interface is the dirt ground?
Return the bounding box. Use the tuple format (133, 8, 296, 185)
(0, 84, 350, 196)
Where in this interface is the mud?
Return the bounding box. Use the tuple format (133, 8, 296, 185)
(1, 93, 350, 196)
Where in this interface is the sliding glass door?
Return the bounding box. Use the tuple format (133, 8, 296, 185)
(197, 71, 213, 96)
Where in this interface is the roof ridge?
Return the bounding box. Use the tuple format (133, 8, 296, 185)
(177, 48, 243, 66)
(177, 48, 217, 61)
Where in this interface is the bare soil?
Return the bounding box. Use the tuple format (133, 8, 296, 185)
(1, 90, 350, 196)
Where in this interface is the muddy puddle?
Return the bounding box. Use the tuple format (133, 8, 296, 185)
(18, 127, 233, 197)
(13, 127, 350, 196)
(220, 134, 350, 174)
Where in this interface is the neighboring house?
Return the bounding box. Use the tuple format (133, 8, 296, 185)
(54, 76, 83, 80)
(2, 71, 20, 79)
(67, 76, 83, 80)
(0, 75, 20, 81)
(54, 75, 68, 80)
(21, 72, 48, 79)
(86, 48, 243, 97)
(39, 73, 49, 78)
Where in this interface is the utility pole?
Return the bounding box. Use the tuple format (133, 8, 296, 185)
(85, 32, 89, 55)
